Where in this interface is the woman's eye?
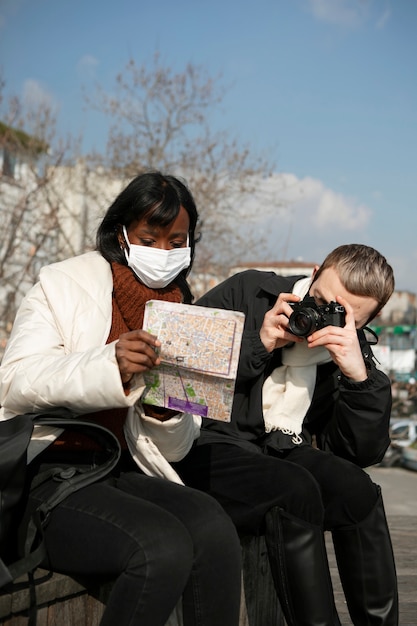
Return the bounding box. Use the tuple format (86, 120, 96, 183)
(139, 239, 155, 247)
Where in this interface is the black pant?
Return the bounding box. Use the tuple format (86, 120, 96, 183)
(175, 442, 399, 626)
(26, 453, 242, 626)
(174, 442, 379, 534)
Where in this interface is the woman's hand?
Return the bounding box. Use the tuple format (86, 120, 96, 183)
(116, 330, 180, 420)
(116, 329, 161, 385)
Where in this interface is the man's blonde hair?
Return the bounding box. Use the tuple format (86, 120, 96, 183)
(312, 244, 395, 318)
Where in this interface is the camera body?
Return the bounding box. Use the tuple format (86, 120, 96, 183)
(288, 299, 346, 337)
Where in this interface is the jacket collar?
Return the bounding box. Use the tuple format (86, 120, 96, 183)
(258, 273, 309, 299)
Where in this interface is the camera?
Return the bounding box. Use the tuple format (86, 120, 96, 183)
(288, 298, 346, 337)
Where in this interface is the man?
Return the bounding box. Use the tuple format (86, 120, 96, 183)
(175, 244, 398, 626)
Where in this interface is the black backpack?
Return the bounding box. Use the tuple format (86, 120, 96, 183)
(0, 412, 121, 591)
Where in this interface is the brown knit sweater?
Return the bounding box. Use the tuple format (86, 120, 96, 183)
(51, 262, 183, 451)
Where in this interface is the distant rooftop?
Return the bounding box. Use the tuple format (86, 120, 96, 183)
(229, 260, 316, 277)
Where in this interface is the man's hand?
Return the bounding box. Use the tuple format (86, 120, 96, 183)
(116, 329, 161, 385)
(259, 293, 305, 353)
(306, 296, 368, 382)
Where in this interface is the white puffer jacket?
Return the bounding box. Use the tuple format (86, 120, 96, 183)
(0, 251, 201, 483)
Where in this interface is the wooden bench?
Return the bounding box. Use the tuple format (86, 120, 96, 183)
(0, 536, 284, 626)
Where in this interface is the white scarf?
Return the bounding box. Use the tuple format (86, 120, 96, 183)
(262, 277, 331, 443)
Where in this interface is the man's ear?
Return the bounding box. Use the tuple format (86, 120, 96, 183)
(311, 265, 320, 279)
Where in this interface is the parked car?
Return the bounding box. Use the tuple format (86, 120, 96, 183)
(402, 443, 417, 472)
(379, 418, 417, 467)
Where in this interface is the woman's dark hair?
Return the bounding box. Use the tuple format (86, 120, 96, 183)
(96, 171, 199, 302)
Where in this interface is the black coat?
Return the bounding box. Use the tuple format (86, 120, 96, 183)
(196, 270, 391, 468)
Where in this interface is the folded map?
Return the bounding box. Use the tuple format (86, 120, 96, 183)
(141, 300, 245, 422)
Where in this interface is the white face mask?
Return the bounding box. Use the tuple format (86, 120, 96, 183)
(122, 226, 191, 289)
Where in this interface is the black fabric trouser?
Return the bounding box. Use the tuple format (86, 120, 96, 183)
(174, 442, 378, 533)
(25, 452, 242, 626)
(175, 441, 399, 625)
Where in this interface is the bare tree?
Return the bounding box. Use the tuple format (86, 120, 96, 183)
(84, 54, 278, 281)
(0, 80, 85, 348)
(0, 56, 283, 350)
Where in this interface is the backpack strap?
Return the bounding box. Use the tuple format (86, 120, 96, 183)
(3, 415, 121, 584)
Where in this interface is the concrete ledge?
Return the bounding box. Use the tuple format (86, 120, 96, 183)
(0, 569, 102, 621)
(0, 536, 284, 626)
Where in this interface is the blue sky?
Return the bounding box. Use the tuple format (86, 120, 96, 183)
(1, 0, 416, 294)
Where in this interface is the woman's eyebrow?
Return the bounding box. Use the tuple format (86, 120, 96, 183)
(136, 227, 188, 242)
(137, 225, 158, 236)
(169, 231, 188, 239)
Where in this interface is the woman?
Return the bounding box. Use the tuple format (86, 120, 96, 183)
(0, 172, 242, 626)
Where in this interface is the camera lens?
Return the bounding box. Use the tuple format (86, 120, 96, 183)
(289, 308, 320, 337)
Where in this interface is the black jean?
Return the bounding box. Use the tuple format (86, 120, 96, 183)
(174, 442, 379, 533)
(25, 452, 242, 626)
